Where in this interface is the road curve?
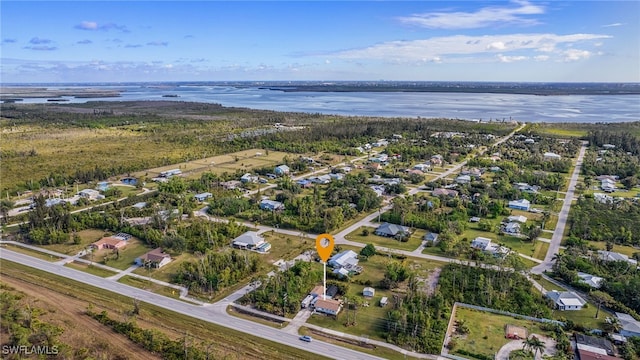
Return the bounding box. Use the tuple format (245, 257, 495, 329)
(0, 249, 386, 360)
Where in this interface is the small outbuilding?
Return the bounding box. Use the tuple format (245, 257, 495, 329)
(363, 287, 375, 297)
(505, 324, 528, 340)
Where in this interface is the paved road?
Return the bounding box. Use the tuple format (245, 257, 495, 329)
(531, 141, 588, 274)
(0, 249, 386, 360)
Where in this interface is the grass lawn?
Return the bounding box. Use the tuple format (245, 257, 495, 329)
(86, 238, 151, 270)
(531, 276, 566, 292)
(498, 236, 548, 261)
(64, 261, 118, 277)
(538, 231, 553, 239)
(345, 226, 423, 252)
(260, 231, 315, 266)
(226, 306, 284, 328)
(452, 307, 549, 357)
(2, 244, 64, 261)
(117, 275, 183, 300)
(552, 303, 611, 330)
(544, 214, 559, 231)
(586, 241, 640, 258)
(43, 228, 106, 255)
(132, 252, 195, 283)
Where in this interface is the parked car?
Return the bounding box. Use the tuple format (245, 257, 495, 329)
(299, 335, 312, 342)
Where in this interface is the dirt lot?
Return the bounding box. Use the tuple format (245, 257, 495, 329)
(1, 275, 159, 360)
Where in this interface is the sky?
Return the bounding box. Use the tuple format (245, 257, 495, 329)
(1, 1, 639, 83)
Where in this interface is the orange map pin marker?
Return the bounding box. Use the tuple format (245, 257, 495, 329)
(315, 233, 335, 263)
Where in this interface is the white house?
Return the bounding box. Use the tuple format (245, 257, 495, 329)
(328, 250, 362, 275)
(577, 272, 604, 288)
(363, 287, 375, 297)
(78, 188, 102, 200)
(455, 175, 472, 184)
(598, 250, 638, 266)
(543, 152, 562, 160)
(504, 222, 521, 234)
(240, 173, 258, 183)
(471, 237, 492, 251)
(232, 231, 265, 249)
(274, 164, 290, 176)
(507, 215, 528, 223)
(546, 290, 586, 310)
(413, 163, 431, 172)
(314, 298, 342, 316)
(194, 192, 212, 202)
(508, 199, 531, 211)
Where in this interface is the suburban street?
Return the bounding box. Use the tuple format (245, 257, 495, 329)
(531, 141, 588, 274)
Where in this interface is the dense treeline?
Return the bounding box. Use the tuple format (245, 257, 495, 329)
(587, 129, 640, 156)
(241, 261, 323, 316)
(174, 250, 260, 296)
(552, 243, 640, 316)
(568, 197, 640, 245)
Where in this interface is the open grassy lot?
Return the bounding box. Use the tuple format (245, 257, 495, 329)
(585, 241, 640, 258)
(132, 252, 195, 283)
(85, 238, 151, 270)
(0, 260, 328, 360)
(117, 275, 184, 300)
(2, 244, 63, 261)
(532, 276, 566, 292)
(64, 261, 118, 277)
(133, 148, 294, 179)
(552, 303, 611, 330)
(345, 226, 423, 252)
(43, 228, 106, 255)
(451, 306, 550, 357)
(499, 236, 548, 261)
(260, 231, 315, 266)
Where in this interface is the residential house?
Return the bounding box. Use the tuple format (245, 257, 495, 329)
(136, 248, 171, 268)
(546, 290, 586, 310)
(194, 192, 212, 202)
(503, 222, 521, 234)
(543, 152, 562, 160)
(259, 199, 285, 211)
(471, 237, 492, 251)
(160, 169, 182, 178)
(602, 144, 616, 150)
(597, 250, 638, 266)
(91, 237, 127, 250)
(455, 175, 472, 184)
(274, 164, 290, 176)
(363, 287, 375, 297)
(423, 232, 439, 244)
(296, 179, 313, 188)
(132, 202, 146, 209)
(368, 163, 383, 171)
(577, 272, 604, 288)
(328, 250, 362, 275)
(616, 312, 640, 338)
(575, 334, 615, 356)
(507, 215, 528, 223)
(432, 188, 459, 197)
(121, 177, 138, 185)
(329, 173, 344, 181)
(508, 199, 531, 211)
(593, 193, 614, 204)
(220, 180, 241, 190)
(232, 231, 266, 250)
(489, 166, 502, 172)
(78, 189, 102, 200)
(240, 173, 258, 183)
(524, 138, 535, 144)
(577, 349, 618, 360)
(374, 222, 410, 238)
(469, 216, 481, 223)
(430, 154, 443, 165)
(369, 185, 385, 197)
(600, 178, 616, 193)
(413, 163, 431, 172)
(313, 174, 332, 184)
(314, 298, 342, 316)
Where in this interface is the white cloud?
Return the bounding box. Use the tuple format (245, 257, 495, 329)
(76, 21, 98, 30)
(562, 49, 591, 62)
(396, 0, 544, 29)
(602, 22, 623, 28)
(147, 41, 168, 46)
(75, 21, 129, 32)
(534, 55, 550, 61)
(332, 33, 610, 63)
(497, 54, 528, 63)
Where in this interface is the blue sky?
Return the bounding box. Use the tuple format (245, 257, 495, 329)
(1, 1, 638, 83)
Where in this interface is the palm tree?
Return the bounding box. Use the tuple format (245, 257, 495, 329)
(527, 335, 546, 359)
(604, 316, 622, 334)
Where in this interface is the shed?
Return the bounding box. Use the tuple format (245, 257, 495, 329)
(380, 297, 388, 307)
(363, 287, 375, 297)
(505, 324, 528, 340)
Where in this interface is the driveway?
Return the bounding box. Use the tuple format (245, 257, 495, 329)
(495, 334, 556, 360)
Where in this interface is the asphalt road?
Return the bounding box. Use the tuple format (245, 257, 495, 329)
(0, 249, 386, 360)
(531, 141, 588, 274)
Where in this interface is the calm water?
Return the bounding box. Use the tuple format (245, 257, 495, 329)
(12, 85, 640, 123)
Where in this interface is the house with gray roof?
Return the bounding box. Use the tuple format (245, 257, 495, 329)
(374, 222, 410, 238)
(232, 231, 265, 249)
(597, 250, 638, 266)
(616, 312, 640, 338)
(546, 290, 586, 310)
(577, 272, 604, 288)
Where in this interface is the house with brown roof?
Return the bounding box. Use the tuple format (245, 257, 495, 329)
(314, 298, 342, 316)
(90, 237, 127, 250)
(136, 248, 172, 268)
